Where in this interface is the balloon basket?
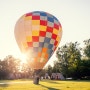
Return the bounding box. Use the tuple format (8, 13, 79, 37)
(33, 76, 39, 84)
(33, 69, 41, 85)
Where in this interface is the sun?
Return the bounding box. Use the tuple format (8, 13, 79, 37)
(19, 53, 27, 63)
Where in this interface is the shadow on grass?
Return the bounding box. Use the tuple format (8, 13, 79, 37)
(47, 80, 60, 84)
(0, 83, 9, 87)
(40, 84, 60, 90)
(41, 80, 60, 84)
(65, 80, 90, 82)
(0, 80, 11, 87)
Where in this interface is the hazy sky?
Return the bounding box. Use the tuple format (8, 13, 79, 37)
(0, 0, 90, 65)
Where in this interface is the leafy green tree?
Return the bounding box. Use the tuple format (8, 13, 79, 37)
(78, 60, 90, 79)
(45, 65, 53, 76)
(83, 39, 90, 59)
(56, 42, 81, 79)
(53, 61, 61, 73)
(79, 39, 90, 79)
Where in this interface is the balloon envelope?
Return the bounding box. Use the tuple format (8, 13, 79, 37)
(14, 11, 62, 69)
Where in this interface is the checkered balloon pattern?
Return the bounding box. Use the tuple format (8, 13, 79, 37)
(14, 11, 62, 69)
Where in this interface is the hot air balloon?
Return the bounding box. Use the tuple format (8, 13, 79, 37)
(14, 11, 62, 70)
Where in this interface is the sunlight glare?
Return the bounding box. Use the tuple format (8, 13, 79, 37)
(19, 53, 27, 63)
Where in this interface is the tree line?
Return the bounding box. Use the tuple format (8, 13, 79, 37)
(0, 56, 34, 79)
(0, 39, 90, 80)
(47, 39, 90, 80)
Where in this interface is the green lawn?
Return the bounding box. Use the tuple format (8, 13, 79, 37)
(0, 79, 90, 90)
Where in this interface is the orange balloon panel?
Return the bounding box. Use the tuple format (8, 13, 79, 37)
(14, 11, 62, 69)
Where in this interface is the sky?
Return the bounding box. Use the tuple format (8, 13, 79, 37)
(0, 0, 90, 66)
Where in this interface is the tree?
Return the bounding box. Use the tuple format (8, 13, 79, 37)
(83, 39, 90, 59)
(5, 55, 21, 73)
(0, 55, 21, 79)
(79, 39, 90, 79)
(45, 65, 53, 77)
(56, 42, 81, 79)
(0, 59, 9, 79)
(53, 61, 61, 73)
(78, 60, 90, 79)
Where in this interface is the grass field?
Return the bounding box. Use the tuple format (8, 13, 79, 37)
(0, 79, 90, 90)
